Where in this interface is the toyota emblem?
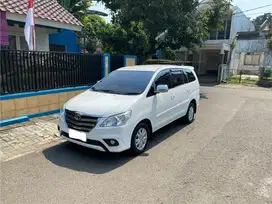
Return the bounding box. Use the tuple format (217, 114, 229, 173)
(74, 113, 81, 121)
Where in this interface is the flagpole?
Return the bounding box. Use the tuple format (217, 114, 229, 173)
(24, 0, 35, 51)
(32, 0, 36, 51)
(33, 20, 36, 51)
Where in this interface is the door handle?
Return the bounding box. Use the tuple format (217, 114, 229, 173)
(171, 95, 175, 99)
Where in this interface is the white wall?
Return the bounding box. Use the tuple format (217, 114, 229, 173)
(235, 39, 272, 67)
(8, 24, 57, 51)
(36, 33, 50, 51)
(230, 38, 272, 70)
(236, 39, 267, 52)
(229, 6, 255, 42)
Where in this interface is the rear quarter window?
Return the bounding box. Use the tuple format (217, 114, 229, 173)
(184, 69, 196, 82)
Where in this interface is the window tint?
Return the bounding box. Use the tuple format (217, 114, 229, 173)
(155, 69, 171, 87)
(182, 70, 189, 84)
(147, 69, 170, 97)
(184, 69, 196, 83)
(170, 70, 184, 88)
(92, 70, 154, 95)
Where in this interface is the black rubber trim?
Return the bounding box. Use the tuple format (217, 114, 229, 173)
(61, 131, 109, 152)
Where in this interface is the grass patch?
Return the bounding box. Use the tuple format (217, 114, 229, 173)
(228, 75, 259, 85)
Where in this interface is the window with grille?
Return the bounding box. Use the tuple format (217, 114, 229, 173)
(8, 35, 16, 50)
(244, 54, 260, 65)
(19, 36, 28, 51)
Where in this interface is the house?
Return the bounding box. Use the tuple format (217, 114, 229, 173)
(155, 3, 255, 82)
(0, 0, 82, 52)
(191, 6, 255, 82)
(229, 18, 272, 73)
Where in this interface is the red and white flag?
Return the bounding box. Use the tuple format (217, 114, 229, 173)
(24, 0, 36, 50)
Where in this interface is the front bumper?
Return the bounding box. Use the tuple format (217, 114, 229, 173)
(58, 113, 134, 152)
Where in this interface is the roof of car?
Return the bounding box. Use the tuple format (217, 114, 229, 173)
(119, 65, 194, 72)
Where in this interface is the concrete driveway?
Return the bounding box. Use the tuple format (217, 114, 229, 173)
(1, 85, 272, 204)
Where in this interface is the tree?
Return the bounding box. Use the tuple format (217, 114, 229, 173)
(102, 22, 148, 55)
(82, 15, 148, 55)
(58, 0, 92, 21)
(98, 0, 232, 56)
(253, 13, 271, 31)
(83, 15, 108, 51)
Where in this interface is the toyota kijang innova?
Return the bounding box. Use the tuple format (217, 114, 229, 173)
(58, 65, 200, 154)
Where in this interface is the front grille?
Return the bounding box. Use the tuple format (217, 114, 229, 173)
(65, 109, 99, 132)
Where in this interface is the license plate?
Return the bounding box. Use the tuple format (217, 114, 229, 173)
(68, 129, 87, 142)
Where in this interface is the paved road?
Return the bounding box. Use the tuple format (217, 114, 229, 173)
(1, 86, 272, 204)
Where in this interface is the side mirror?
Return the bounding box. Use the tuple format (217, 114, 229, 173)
(156, 85, 169, 93)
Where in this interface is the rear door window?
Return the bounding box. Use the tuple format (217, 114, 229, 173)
(170, 69, 184, 88)
(170, 69, 191, 88)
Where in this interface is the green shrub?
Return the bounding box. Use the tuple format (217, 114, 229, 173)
(162, 48, 177, 60)
(264, 67, 272, 79)
(268, 37, 272, 49)
(144, 59, 175, 64)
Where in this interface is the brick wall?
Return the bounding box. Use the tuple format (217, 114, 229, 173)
(0, 90, 85, 120)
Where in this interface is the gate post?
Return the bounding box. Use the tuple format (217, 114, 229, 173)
(102, 53, 111, 77)
(124, 55, 137, 67)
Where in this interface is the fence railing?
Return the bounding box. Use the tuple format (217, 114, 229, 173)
(220, 67, 262, 84)
(0, 50, 103, 95)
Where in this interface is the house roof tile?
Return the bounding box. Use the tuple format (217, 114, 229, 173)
(0, 0, 82, 27)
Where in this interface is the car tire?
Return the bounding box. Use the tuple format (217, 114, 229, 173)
(184, 102, 195, 124)
(130, 123, 150, 155)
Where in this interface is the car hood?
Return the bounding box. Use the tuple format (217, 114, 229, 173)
(65, 90, 139, 117)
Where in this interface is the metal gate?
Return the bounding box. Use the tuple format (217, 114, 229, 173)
(110, 54, 124, 72)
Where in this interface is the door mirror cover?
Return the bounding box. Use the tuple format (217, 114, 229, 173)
(156, 85, 169, 93)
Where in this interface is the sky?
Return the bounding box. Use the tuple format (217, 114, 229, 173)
(90, 0, 272, 23)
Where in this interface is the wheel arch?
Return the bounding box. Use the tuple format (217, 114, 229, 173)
(190, 99, 197, 113)
(136, 118, 153, 133)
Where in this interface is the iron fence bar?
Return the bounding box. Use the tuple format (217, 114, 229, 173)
(2, 51, 8, 93)
(56, 53, 60, 88)
(0, 51, 5, 94)
(67, 53, 70, 87)
(11, 51, 17, 93)
(17, 51, 22, 92)
(0, 50, 105, 95)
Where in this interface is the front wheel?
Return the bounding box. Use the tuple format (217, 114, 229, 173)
(130, 123, 150, 155)
(184, 102, 195, 124)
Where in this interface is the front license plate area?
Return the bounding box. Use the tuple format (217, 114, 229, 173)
(69, 129, 87, 142)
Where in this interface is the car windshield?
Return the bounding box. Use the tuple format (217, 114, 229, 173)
(91, 70, 154, 95)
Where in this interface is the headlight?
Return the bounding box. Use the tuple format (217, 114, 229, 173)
(100, 111, 132, 127)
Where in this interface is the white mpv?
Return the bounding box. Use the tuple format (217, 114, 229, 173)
(58, 65, 200, 154)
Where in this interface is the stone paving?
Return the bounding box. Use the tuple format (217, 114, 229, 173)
(0, 115, 61, 162)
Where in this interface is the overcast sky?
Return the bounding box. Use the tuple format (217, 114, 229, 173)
(90, 0, 272, 23)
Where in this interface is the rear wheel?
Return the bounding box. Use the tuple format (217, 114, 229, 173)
(130, 123, 150, 155)
(184, 102, 195, 124)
